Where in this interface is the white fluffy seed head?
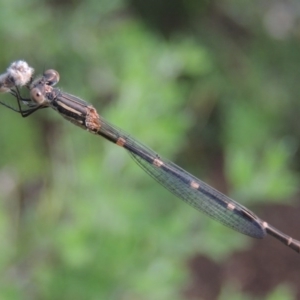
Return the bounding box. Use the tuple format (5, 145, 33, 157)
(7, 60, 34, 87)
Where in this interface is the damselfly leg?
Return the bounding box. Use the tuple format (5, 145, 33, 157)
(0, 86, 42, 117)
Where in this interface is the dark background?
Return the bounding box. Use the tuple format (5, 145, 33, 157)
(0, 0, 300, 299)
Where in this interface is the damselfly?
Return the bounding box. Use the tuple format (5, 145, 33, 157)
(1, 60, 299, 253)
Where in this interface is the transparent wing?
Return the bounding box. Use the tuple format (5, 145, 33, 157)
(99, 119, 266, 239)
(129, 141, 265, 238)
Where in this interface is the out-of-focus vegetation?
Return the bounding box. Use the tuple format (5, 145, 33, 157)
(0, 0, 300, 299)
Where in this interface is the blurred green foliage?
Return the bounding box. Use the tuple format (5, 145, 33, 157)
(0, 0, 299, 299)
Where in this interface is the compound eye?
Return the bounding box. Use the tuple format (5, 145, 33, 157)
(30, 87, 45, 104)
(43, 69, 60, 86)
